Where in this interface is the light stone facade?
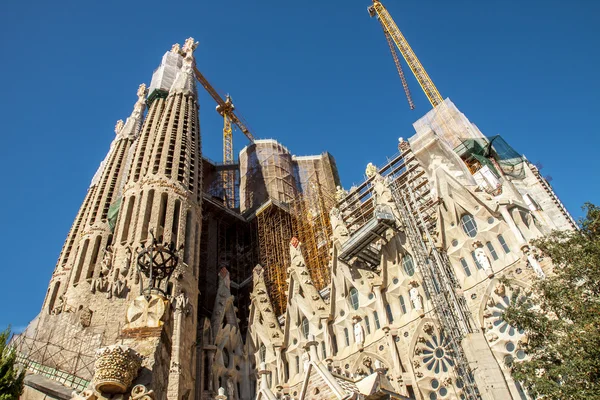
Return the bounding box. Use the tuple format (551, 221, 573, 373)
(16, 39, 574, 400)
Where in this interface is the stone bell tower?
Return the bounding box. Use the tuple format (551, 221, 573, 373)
(21, 38, 204, 400)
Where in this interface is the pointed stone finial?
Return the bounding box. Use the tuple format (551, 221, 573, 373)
(182, 37, 198, 54)
(365, 162, 377, 178)
(136, 83, 147, 100)
(171, 43, 181, 54)
(114, 120, 124, 135)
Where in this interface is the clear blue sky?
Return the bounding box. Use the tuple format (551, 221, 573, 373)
(1, 0, 598, 330)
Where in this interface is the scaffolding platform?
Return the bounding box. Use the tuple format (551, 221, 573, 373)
(339, 204, 397, 268)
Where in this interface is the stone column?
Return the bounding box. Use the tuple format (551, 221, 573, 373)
(382, 327, 402, 381)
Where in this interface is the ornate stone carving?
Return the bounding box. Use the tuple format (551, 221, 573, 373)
(115, 120, 124, 135)
(330, 207, 349, 243)
(79, 306, 93, 328)
(423, 323, 434, 335)
(409, 282, 423, 314)
(94, 345, 142, 394)
(51, 295, 65, 315)
(494, 282, 506, 297)
(473, 241, 493, 277)
(362, 356, 372, 369)
(335, 186, 348, 202)
(365, 162, 378, 178)
(100, 245, 114, 276)
(125, 295, 167, 329)
(174, 292, 190, 315)
(71, 389, 96, 400)
(130, 384, 155, 400)
(353, 316, 365, 347)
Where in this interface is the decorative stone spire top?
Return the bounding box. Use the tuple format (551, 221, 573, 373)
(171, 43, 181, 54)
(116, 84, 148, 140)
(170, 37, 198, 96)
(182, 37, 198, 54)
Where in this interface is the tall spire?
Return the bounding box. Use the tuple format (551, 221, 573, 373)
(117, 83, 148, 140)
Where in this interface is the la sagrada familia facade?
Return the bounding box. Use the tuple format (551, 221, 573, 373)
(15, 37, 576, 400)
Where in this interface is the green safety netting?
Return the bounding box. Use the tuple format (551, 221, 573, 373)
(107, 197, 122, 232)
(455, 135, 526, 179)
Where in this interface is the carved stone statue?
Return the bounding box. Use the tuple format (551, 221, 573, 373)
(175, 292, 189, 315)
(353, 318, 365, 347)
(335, 186, 348, 202)
(100, 245, 114, 276)
(51, 295, 65, 315)
(114, 120, 124, 135)
(409, 283, 423, 314)
(473, 242, 493, 277)
(79, 306, 93, 328)
(365, 162, 378, 178)
(302, 351, 310, 372)
(330, 207, 350, 243)
(226, 377, 235, 399)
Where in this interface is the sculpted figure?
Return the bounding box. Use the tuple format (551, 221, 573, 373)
(335, 186, 348, 202)
(100, 245, 114, 276)
(353, 318, 365, 347)
(329, 207, 349, 243)
(226, 378, 235, 399)
(473, 242, 493, 276)
(365, 162, 378, 178)
(302, 351, 310, 372)
(409, 282, 423, 314)
(51, 295, 65, 315)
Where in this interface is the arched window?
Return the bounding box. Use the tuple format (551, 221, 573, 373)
(385, 304, 394, 323)
(301, 317, 309, 339)
(460, 258, 471, 277)
(344, 328, 350, 346)
(373, 311, 381, 329)
(295, 356, 300, 374)
(498, 234, 510, 253)
(460, 214, 478, 237)
(259, 344, 267, 362)
(349, 287, 359, 310)
(402, 254, 415, 276)
(399, 295, 407, 314)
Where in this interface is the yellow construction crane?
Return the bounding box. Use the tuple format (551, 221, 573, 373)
(193, 65, 256, 208)
(368, 0, 443, 108)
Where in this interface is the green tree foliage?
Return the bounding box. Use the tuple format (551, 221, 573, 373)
(503, 203, 600, 399)
(0, 327, 25, 399)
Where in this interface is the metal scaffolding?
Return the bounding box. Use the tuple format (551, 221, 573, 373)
(256, 200, 294, 316)
(291, 179, 335, 293)
(389, 144, 479, 400)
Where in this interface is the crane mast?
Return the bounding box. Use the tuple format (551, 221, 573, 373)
(193, 65, 256, 208)
(369, 1, 443, 108)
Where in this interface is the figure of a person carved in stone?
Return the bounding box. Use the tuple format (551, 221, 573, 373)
(409, 282, 424, 316)
(100, 245, 114, 276)
(473, 242, 493, 277)
(353, 317, 365, 348)
(302, 350, 310, 373)
(330, 207, 349, 243)
(51, 295, 65, 315)
(226, 377, 235, 400)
